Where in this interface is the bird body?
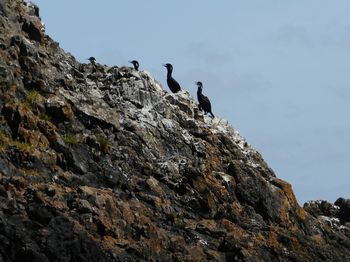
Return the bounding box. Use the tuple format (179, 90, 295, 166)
(87, 57, 96, 64)
(86, 57, 97, 73)
(196, 81, 214, 118)
(163, 63, 181, 93)
(129, 60, 139, 71)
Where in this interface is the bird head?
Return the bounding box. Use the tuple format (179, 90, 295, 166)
(129, 60, 139, 70)
(163, 63, 173, 71)
(196, 81, 203, 91)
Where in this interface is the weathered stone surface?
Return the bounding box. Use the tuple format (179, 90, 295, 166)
(0, 0, 348, 261)
(304, 198, 350, 238)
(45, 96, 74, 121)
(22, 18, 43, 43)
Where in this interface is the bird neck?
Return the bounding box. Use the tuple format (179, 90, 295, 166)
(167, 69, 173, 78)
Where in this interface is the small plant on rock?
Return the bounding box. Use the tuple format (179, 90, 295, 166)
(63, 134, 81, 145)
(25, 90, 42, 106)
(39, 113, 51, 122)
(167, 212, 186, 229)
(0, 131, 7, 153)
(0, 131, 33, 153)
(97, 135, 109, 153)
(12, 140, 33, 153)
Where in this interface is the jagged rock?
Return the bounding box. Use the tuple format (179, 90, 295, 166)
(60, 89, 120, 130)
(0, 0, 349, 261)
(22, 18, 42, 42)
(335, 198, 350, 225)
(25, 1, 40, 17)
(45, 96, 74, 121)
(304, 200, 339, 218)
(26, 202, 53, 225)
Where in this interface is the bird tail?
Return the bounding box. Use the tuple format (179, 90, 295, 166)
(210, 112, 215, 118)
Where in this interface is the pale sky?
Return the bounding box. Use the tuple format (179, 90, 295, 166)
(31, 0, 350, 204)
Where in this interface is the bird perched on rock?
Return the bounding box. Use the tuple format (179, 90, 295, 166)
(196, 81, 214, 118)
(87, 57, 96, 64)
(129, 60, 139, 71)
(163, 63, 181, 93)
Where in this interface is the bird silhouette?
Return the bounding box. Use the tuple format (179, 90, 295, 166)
(129, 60, 139, 71)
(87, 57, 96, 64)
(163, 63, 181, 93)
(196, 81, 214, 118)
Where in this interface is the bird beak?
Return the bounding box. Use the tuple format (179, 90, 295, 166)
(162, 64, 166, 67)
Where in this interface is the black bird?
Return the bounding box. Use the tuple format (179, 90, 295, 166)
(196, 81, 214, 118)
(129, 60, 139, 71)
(87, 57, 96, 64)
(163, 63, 181, 93)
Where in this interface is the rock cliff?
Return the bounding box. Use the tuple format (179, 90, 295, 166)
(0, 1, 349, 261)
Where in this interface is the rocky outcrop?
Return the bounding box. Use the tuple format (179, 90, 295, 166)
(304, 199, 350, 236)
(0, 0, 349, 261)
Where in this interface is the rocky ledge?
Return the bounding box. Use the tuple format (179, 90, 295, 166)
(0, 1, 349, 261)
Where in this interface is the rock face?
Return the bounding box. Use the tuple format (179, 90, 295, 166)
(0, 1, 349, 261)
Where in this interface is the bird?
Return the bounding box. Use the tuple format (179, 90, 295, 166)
(129, 60, 139, 71)
(163, 63, 181, 93)
(196, 81, 214, 118)
(87, 57, 96, 64)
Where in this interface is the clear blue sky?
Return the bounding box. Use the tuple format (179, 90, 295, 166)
(31, 0, 350, 204)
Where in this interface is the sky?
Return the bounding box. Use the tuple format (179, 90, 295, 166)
(31, 0, 350, 204)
